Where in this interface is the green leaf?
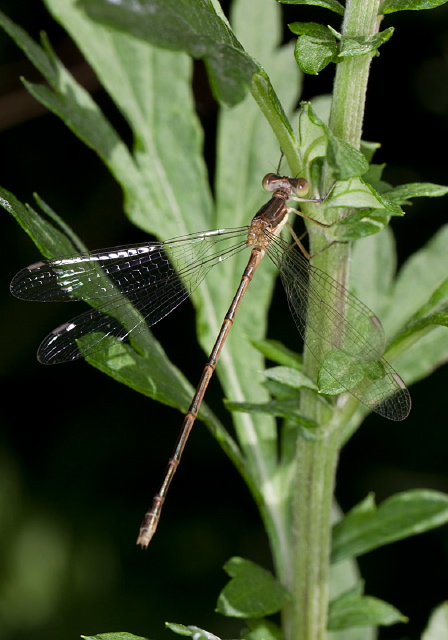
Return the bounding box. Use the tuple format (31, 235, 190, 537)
(82, 634, 149, 640)
(83, 337, 195, 412)
(216, 557, 290, 618)
(224, 399, 318, 428)
(41, 0, 214, 240)
(331, 490, 448, 563)
(317, 352, 386, 396)
(380, 0, 448, 14)
(328, 178, 403, 214)
(0, 7, 158, 233)
(79, 0, 259, 106)
(243, 618, 283, 640)
(291, 23, 338, 74)
(289, 22, 332, 38)
(387, 280, 448, 360)
(264, 366, 318, 390)
(326, 136, 369, 180)
(297, 103, 369, 179)
(166, 623, 221, 640)
(250, 339, 303, 369)
(0, 186, 84, 258)
(422, 602, 448, 640)
(278, 0, 345, 15)
(328, 583, 407, 629)
(328, 26, 395, 58)
(1, 185, 201, 414)
(334, 209, 391, 241)
(386, 224, 448, 336)
(385, 181, 448, 204)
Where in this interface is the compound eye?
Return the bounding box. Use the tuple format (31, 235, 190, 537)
(295, 178, 309, 196)
(262, 173, 282, 192)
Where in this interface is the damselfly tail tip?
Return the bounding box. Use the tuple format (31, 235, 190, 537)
(136, 522, 157, 549)
(136, 499, 163, 548)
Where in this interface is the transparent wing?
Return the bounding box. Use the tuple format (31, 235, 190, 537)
(11, 227, 249, 364)
(11, 228, 248, 302)
(267, 235, 411, 421)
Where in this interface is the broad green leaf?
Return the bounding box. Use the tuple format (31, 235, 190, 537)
(328, 583, 407, 629)
(42, 0, 213, 240)
(334, 209, 391, 241)
(331, 490, 448, 563)
(291, 21, 337, 76)
(166, 624, 221, 640)
(328, 26, 395, 58)
(79, 0, 259, 106)
(327, 178, 403, 214)
(84, 337, 195, 412)
(216, 557, 290, 618)
(279, 0, 345, 15)
(380, 0, 448, 14)
(422, 602, 448, 640)
(251, 339, 303, 369)
(82, 634, 149, 640)
(326, 136, 369, 181)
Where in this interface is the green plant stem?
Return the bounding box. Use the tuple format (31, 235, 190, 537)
(285, 2, 384, 639)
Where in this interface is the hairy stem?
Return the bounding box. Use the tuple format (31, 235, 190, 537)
(284, 2, 383, 639)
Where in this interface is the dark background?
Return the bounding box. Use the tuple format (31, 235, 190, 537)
(1, 2, 448, 640)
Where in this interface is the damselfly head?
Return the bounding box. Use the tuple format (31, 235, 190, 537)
(262, 173, 310, 198)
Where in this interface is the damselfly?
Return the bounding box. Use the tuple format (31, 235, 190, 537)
(10, 173, 411, 546)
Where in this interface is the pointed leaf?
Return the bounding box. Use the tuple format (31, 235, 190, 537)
(0, 186, 83, 258)
(264, 366, 318, 390)
(380, 0, 448, 14)
(385, 182, 448, 203)
(217, 557, 290, 618)
(79, 0, 258, 106)
(328, 178, 403, 213)
(331, 490, 448, 563)
(328, 584, 407, 629)
(82, 635, 149, 640)
(250, 339, 302, 368)
(328, 26, 395, 58)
